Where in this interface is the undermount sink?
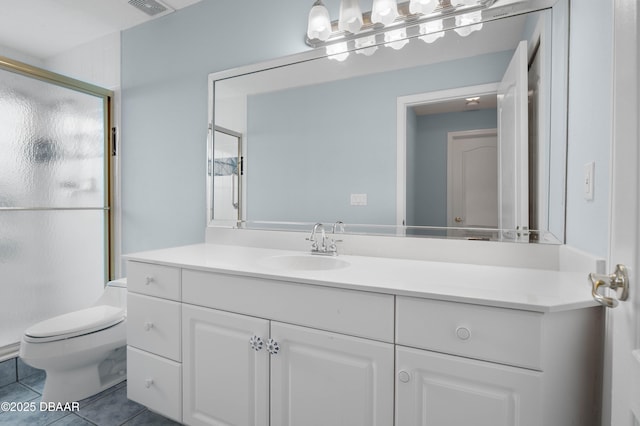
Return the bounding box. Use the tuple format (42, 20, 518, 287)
(260, 254, 351, 271)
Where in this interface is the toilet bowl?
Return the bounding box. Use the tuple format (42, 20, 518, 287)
(19, 278, 128, 403)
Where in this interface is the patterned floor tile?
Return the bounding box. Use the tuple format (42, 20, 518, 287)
(76, 386, 145, 426)
(19, 369, 46, 394)
(0, 360, 16, 388)
(0, 382, 39, 403)
(122, 410, 181, 425)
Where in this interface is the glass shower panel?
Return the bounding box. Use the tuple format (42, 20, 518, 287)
(0, 68, 105, 209)
(0, 210, 105, 346)
(0, 66, 108, 348)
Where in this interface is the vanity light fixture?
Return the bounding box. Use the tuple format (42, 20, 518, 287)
(339, 0, 364, 33)
(307, 0, 332, 42)
(371, 0, 400, 26)
(409, 0, 438, 14)
(306, 0, 496, 58)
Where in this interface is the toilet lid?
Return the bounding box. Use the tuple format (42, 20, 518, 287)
(24, 305, 126, 341)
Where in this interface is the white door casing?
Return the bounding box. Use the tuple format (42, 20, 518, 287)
(608, 0, 640, 424)
(447, 129, 498, 229)
(396, 83, 499, 227)
(498, 40, 529, 240)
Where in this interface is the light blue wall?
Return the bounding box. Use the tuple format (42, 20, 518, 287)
(246, 52, 511, 225)
(121, 0, 313, 255)
(565, 0, 612, 257)
(410, 109, 497, 227)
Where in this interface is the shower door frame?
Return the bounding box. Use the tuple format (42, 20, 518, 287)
(0, 55, 115, 281)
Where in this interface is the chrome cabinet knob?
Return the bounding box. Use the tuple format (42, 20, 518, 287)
(145, 378, 154, 388)
(398, 370, 411, 383)
(249, 335, 264, 351)
(454, 217, 463, 223)
(144, 322, 154, 331)
(145, 276, 154, 285)
(266, 338, 280, 355)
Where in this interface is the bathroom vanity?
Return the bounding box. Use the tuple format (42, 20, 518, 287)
(125, 242, 602, 426)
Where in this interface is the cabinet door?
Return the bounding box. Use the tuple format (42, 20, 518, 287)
(270, 322, 394, 426)
(182, 304, 269, 426)
(396, 346, 541, 426)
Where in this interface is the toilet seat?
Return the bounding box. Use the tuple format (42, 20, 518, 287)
(24, 305, 126, 343)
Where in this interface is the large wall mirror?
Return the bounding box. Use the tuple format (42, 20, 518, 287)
(208, 0, 568, 243)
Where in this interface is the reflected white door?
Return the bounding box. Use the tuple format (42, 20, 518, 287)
(498, 40, 529, 240)
(609, 0, 640, 423)
(447, 129, 498, 229)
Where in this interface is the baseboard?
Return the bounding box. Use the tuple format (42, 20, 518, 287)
(0, 343, 20, 363)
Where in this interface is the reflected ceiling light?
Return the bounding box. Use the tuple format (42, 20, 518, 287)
(339, 0, 364, 33)
(409, 0, 437, 15)
(384, 28, 410, 50)
(465, 96, 480, 106)
(418, 20, 444, 43)
(355, 35, 379, 55)
(307, 0, 332, 41)
(326, 42, 350, 61)
(454, 11, 483, 36)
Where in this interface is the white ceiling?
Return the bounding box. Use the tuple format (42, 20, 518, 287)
(0, 0, 201, 60)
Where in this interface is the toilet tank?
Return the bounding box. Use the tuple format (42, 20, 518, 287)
(92, 278, 127, 310)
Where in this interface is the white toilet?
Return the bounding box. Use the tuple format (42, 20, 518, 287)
(19, 278, 128, 403)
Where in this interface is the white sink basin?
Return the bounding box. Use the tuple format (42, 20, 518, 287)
(260, 254, 350, 271)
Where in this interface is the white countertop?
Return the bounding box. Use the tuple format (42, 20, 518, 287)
(124, 243, 599, 313)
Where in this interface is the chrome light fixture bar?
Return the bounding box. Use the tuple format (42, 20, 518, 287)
(305, 0, 497, 48)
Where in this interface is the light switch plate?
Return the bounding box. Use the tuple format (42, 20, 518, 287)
(584, 162, 595, 200)
(350, 193, 367, 206)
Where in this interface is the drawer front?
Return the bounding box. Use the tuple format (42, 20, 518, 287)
(127, 292, 181, 361)
(127, 261, 180, 301)
(127, 346, 181, 423)
(182, 269, 395, 343)
(396, 297, 543, 370)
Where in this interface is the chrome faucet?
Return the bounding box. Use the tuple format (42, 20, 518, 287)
(307, 222, 338, 256)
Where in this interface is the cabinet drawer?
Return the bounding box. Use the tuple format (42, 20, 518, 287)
(396, 297, 543, 370)
(182, 269, 395, 343)
(127, 293, 181, 361)
(127, 346, 181, 423)
(127, 261, 180, 301)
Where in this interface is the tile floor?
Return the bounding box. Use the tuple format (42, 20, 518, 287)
(0, 357, 180, 425)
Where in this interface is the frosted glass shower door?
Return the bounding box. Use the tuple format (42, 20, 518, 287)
(0, 65, 110, 349)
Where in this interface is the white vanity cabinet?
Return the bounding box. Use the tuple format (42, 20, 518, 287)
(182, 304, 394, 426)
(125, 245, 602, 426)
(181, 269, 395, 426)
(126, 261, 183, 423)
(395, 297, 603, 426)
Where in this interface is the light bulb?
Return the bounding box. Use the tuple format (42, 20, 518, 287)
(355, 36, 378, 56)
(326, 42, 350, 61)
(339, 0, 364, 34)
(418, 20, 444, 43)
(384, 28, 409, 50)
(409, 0, 437, 15)
(371, 0, 399, 26)
(307, 0, 332, 41)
